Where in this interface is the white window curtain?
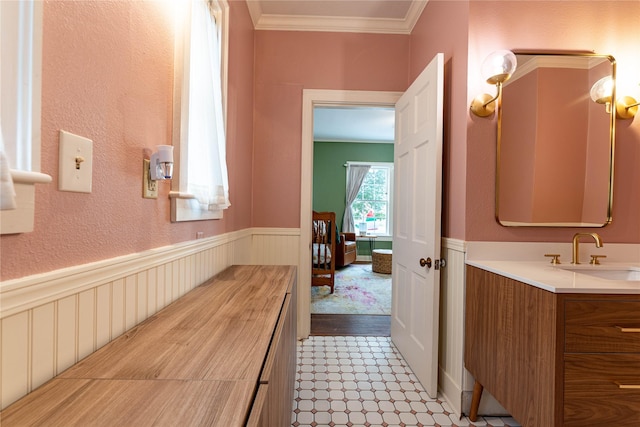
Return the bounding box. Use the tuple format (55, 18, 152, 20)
(342, 164, 371, 233)
(187, 0, 230, 211)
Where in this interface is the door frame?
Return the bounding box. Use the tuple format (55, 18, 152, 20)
(299, 89, 402, 338)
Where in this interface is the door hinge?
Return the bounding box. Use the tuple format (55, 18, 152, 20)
(435, 258, 446, 270)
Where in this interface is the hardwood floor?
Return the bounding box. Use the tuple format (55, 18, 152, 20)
(311, 261, 390, 336)
(311, 314, 390, 336)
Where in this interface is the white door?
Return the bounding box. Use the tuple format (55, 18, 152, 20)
(391, 53, 444, 398)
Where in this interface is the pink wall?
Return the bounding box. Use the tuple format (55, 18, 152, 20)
(252, 31, 410, 227)
(226, 0, 256, 230)
(409, 0, 469, 240)
(466, 0, 640, 243)
(0, 0, 255, 281)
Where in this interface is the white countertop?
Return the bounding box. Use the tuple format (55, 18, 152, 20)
(466, 260, 640, 294)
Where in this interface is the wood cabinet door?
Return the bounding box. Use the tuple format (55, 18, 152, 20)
(252, 291, 296, 427)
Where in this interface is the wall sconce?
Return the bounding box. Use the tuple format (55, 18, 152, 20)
(143, 145, 174, 199)
(470, 50, 518, 117)
(590, 76, 639, 120)
(590, 76, 614, 112)
(150, 145, 174, 180)
(616, 95, 640, 119)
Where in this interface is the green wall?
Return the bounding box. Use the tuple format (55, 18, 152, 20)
(313, 141, 393, 255)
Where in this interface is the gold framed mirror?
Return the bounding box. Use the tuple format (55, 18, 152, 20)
(496, 51, 616, 227)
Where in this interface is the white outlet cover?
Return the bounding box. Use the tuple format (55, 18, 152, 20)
(59, 130, 93, 193)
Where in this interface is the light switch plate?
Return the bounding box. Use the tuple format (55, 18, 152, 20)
(59, 130, 93, 193)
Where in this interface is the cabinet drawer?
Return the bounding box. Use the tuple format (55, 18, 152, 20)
(565, 300, 640, 353)
(564, 354, 640, 427)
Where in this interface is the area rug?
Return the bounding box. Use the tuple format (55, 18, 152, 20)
(311, 264, 391, 315)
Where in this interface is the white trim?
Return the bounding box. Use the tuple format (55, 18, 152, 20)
(0, 228, 308, 319)
(442, 237, 466, 253)
(244, 0, 262, 28)
(506, 54, 613, 87)
(216, 0, 229, 121)
(301, 89, 402, 338)
(0, 229, 252, 319)
(437, 240, 467, 416)
(357, 235, 392, 242)
(246, 1, 427, 35)
(251, 227, 301, 236)
(1, 0, 43, 171)
(0, 168, 52, 234)
(0, 169, 52, 235)
(345, 161, 392, 167)
(10, 170, 51, 184)
(254, 15, 412, 35)
(0, 1, 46, 235)
(168, 191, 196, 199)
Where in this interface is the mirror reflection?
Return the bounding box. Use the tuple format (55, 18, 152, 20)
(497, 52, 615, 227)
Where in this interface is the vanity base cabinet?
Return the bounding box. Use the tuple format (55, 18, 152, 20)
(464, 266, 563, 427)
(465, 266, 640, 427)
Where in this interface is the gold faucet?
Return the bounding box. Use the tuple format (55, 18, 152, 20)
(572, 232, 603, 264)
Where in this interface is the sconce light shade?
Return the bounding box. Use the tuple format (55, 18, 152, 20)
(150, 145, 174, 180)
(481, 50, 518, 85)
(470, 50, 517, 117)
(590, 77, 639, 120)
(590, 76, 614, 104)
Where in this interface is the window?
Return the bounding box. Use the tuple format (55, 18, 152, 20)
(170, 0, 230, 222)
(0, 0, 51, 234)
(350, 163, 393, 236)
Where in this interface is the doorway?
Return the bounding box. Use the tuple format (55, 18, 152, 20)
(300, 54, 444, 400)
(311, 109, 395, 336)
(298, 90, 402, 339)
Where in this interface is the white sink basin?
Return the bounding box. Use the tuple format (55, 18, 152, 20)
(558, 266, 640, 281)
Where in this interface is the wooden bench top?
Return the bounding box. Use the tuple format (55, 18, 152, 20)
(1, 378, 255, 426)
(1, 265, 296, 426)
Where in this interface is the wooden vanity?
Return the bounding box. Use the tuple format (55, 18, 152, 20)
(0, 265, 297, 426)
(465, 265, 640, 427)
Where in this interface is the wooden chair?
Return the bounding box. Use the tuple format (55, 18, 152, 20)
(311, 211, 336, 293)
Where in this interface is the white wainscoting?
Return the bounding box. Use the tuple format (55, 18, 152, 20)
(250, 228, 301, 266)
(0, 227, 300, 410)
(438, 237, 466, 416)
(438, 238, 508, 418)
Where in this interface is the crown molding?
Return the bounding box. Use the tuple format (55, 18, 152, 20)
(246, 1, 427, 35)
(506, 54, 611, 86)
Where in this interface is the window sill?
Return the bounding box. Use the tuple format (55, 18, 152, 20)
(0, 170, 52, 234)
(356, 234, 392, 242)
(170, 197, 223, 222)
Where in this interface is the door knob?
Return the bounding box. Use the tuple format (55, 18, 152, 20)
(420, 257, 432, 268)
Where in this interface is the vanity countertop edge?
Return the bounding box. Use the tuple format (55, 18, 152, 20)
(466, 260, 640, 294)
